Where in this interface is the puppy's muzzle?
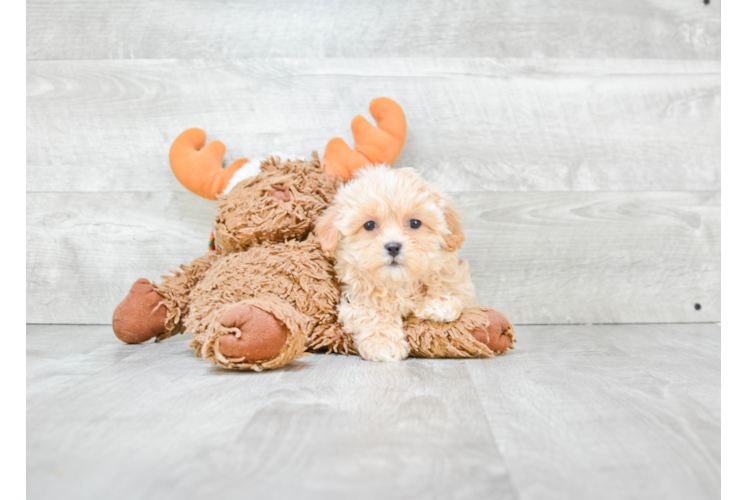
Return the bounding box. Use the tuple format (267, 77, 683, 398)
(385, 242, 401, 257)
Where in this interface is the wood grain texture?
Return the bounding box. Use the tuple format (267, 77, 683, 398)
(27, 326, 515, 500)
(720, 189, 738, 323)
(457, 190, 721, 324)
(26, 191, 719, 325)
(26, 323, 720, 500)
(26, 192, 216, 325)
(26, 0, 720, 60)
(26, 58, 720, 193)
(467, 323, 720, 499)
(26, 324, 140, 409)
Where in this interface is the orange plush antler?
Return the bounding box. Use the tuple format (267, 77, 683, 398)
(169, 128, 248, 200)
(323, 97, 407, 181)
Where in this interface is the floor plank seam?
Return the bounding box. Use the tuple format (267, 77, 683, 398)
(461, 360, 522, 500)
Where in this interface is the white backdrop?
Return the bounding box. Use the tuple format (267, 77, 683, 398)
(26, 0, 721, 324)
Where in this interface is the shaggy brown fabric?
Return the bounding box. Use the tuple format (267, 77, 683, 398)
(405, 308, 497, 358)
(308, 321, 358, 355)
(184, 238, 339, 370)
(112, 278, 167, 344)
(213, 154, 338, 254)
(114, 157, 341, 371)
(153, 255, 215, 341)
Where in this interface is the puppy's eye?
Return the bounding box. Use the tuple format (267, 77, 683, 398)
(409, 219, 422, 229)
(364, 221, 377, 231)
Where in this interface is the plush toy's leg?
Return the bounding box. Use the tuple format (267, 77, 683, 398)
(152, 255, 214, 341)
(217, 305, 289, 361)
(112, 278, 167, 344)
(308, 321, 358, 355)
(189, 297, 312, 371)
(470, 310, 515, 354)
(304, 308, 516, 360)
(405, 307, 516, 359)
(112, 255, 214, 344)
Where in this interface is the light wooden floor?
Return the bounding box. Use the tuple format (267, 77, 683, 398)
(27, 323, 720, 500)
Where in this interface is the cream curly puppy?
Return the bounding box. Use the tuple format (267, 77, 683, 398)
(316, 166, 477, 362)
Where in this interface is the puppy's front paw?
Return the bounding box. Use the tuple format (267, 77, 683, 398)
(356, 335, 410, 362)
(414, 298, 462, 323)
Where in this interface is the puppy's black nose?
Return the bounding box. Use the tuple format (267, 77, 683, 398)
(385, 242, 402, 257)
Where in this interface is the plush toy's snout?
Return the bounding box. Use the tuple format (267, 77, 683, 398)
(272, 186, 291, 201)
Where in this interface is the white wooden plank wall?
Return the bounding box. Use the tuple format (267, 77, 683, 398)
(27, 1, 720, 60)
(26, 0, 721, 325)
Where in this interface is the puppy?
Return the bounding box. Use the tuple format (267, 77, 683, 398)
(315, 166, 476, 362)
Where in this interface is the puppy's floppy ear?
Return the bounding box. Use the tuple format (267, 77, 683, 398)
(315, 206, 341, 258)
(443, 202, 465, 252)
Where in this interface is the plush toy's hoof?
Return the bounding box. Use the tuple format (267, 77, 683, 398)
(471, 310, 515, 354)
(112, 278, 167, 344)
(218, 305, 288, 361)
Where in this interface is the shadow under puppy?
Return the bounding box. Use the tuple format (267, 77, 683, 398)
(316, 166, 515, 362)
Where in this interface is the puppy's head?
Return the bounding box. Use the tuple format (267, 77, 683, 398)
(315, 166, 464, 283)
